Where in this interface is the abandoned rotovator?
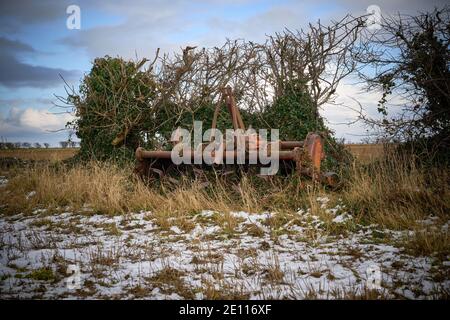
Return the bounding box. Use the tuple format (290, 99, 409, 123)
(135, 87, 337, 185)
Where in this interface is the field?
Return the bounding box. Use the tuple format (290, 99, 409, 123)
(0, 147, 448, 299)
(345, 144, 388, 163)
(0, 148, 78, 161)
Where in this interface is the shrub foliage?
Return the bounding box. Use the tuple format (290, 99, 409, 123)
(65, 16, 365, 166)
(67, 57, 345, 168)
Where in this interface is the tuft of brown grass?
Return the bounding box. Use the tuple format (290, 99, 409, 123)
(402, 228, 450, 258)
(263, 254, 285, 284)
(145, 267, 195, 298)
(200, 277, 250, 300)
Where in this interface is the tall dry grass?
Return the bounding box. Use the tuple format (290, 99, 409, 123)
(0, 148, 78, 161)
(0, 161, 308, 216)
(342, 151, 450, 229)
(1, 152, 448, 234)
(1, 151, 448, 264)
(2, 162, 137, 215)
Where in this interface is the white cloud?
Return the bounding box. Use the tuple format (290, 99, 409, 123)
(320, 77, 409, 142)
(320, 80, 381, 141)
(0, 106, 74, 136)
(19, 108, 73, 131)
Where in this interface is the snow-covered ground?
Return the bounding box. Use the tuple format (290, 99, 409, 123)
(1, 195, 448, 299)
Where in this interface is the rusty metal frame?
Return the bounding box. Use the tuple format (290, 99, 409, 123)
(136, 87, 336, 184)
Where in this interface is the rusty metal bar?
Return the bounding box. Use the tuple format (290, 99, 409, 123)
(227, 87, 245, 130)
(136, 148, 172, 161)
(279, 141, 304, 149)
(136, 147, 298, 161)
(223, 87, 239, 131)
(210, 92, 223, 141)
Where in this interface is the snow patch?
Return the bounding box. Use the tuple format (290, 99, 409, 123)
(0, 176, 8, 187)
(333, 213, 353, 223)
(26, 191, 36, 200)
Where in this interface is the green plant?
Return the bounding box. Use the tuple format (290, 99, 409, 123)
(26, 268, 56, 281)
(67, 56, 158, 163)
(260, 80, 351, 170)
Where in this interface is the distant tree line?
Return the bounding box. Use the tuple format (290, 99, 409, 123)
(0, 140, 78, 149)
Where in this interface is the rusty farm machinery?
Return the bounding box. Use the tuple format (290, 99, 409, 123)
(135, 87, 337, 185)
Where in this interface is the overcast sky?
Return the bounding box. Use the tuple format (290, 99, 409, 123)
(0, 0, 447, 146)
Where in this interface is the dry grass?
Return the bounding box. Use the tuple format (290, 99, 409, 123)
(1, 149, 448, 259)
(0, 148, 78, 161)
(345, 144, 390, 164)
(263, 254, 285, 284)
(146, 267, 195, 299)
(0, 161, 303, 216)
(0, 158, 320, 217)
(339, 150, 449, 258)
(1, 162, 141, 215)
(402, 228, 450, 258)
(1, 153, 448, 228)
(342, 151, 450, 229)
